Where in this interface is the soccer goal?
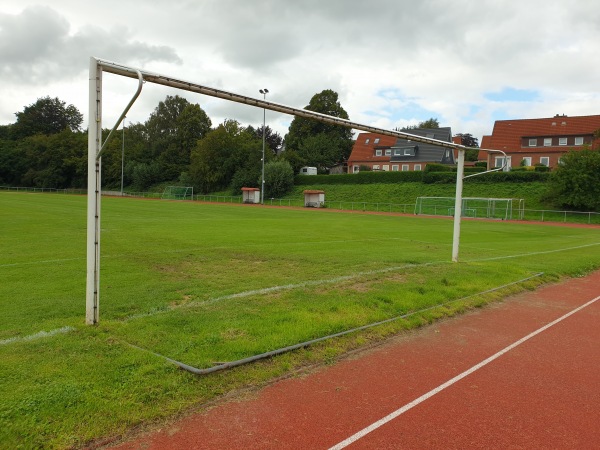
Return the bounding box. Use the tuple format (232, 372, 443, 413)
(415, 197, 524, 220)
(161, 186, 193, 201)
(86, 57, 508, 323)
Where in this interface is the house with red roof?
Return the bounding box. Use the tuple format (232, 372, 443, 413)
(347, 128, 459, 173)
(479, 114, 600, 170)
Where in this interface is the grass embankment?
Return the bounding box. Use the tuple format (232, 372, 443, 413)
(1, 191, 599, 448)
(286, 181, 550, 209)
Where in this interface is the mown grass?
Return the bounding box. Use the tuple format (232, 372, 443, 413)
(1, 191, 599, 448)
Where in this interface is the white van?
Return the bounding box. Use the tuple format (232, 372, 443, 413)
(300, 166, 317, 175)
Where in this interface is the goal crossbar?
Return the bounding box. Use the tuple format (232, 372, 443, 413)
(86, 57, 507, 324)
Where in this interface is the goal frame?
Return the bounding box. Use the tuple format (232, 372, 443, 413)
(86, 57, 506, 324)
(415, 196, 524, 220)
(161, 186, 194, 200)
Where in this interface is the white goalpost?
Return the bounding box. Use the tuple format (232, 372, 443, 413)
(415, 197, 524, 220)
(86, 57, 507, 324)
(161, 186, 194, 200)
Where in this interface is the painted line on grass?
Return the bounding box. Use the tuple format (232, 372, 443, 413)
(121, 262, 440, 321)
(328, 294, 600, 450)
(468, 242, 600, 263)
(0, 326, 75, 346)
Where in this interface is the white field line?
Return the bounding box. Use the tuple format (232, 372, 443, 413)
(469, 241, 600, 262)
(0, 326, 74, 346)
(122, 262, 437, 321)
(328, 294, 600, 450)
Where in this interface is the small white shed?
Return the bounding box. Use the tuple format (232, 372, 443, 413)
(303, 190, 325, 208)
(300, 166, 318, 175)
(241, 187, 260, 204)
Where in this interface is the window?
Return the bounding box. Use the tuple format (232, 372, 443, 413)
(414, 164, 422, 171)
(365, 138, 370, 144)
(373, 165, 380, 170)
(394, 149, 402, 156)
(543, 138, 552, 146)
(540, 157, 550, 166)
(402, 165, 409, 171)
(375, 149, 382, 156)
(392, 165, 399, 171)
(495, 156, 505, 168)
(385, 149, 391, 156)
(374, 138, 380, 144)
(528, 138, 537, 147)
(522, 157, 532, 166)
(405, 149, 412, 156)
(559, 138, 567, 146)
(383, 165, 389, 171)
(353, 165, 359, 173)
(575, 137, 584, 145)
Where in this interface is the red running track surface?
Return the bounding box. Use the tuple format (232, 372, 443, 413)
(111, 271, 600, 450)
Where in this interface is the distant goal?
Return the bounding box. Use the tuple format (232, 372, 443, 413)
(161, 186, 194, 201)
(415, 197, 524, 220)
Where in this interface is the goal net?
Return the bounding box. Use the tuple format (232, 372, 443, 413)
(161, 186, 194, 201)
(415, 197, 524, 220)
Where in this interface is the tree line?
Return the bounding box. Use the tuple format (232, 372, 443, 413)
(0, 90, 355, 196)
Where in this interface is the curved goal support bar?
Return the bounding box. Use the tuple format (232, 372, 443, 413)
(97, 69, 144, 160)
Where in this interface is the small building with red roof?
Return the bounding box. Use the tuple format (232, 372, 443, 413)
(347, 128, 456, 173)
(479, 114, 600, 170)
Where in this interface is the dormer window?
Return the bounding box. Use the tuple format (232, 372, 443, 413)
(544, 138, 552, 146)
(528, 138, 537, 147)
(375, 149, 382, 156)
(559, 137, 567, 146)
(575, 137, 584, 145)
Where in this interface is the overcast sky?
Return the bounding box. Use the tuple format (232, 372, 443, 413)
(1, 0, 598, 142)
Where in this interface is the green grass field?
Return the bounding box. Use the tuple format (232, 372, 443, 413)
(1, 191, 600, 448)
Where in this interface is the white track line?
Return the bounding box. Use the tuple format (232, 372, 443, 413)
(328, 294, 600, 450)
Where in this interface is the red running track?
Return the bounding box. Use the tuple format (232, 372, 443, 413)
(111, 271, 600, 449)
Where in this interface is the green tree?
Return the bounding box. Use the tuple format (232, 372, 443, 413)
(248, 125, 283, 155)
(400, 118, 440, 131)
(547, 148, 600, 211)
(144, 95, 212, 181)
(11, 97, 83, 139)
(264, 160, 294, 198)
(18, 130, 87, 188)
(455, 133, 480, 161)
(284, 89, 353, 163)
(190, 120, 262, 193)
(0, 140, 27, 185)
(297, 133, 343, 173)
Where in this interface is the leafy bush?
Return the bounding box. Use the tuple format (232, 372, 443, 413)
(230, 167, 261, 194)
(546, 149, 600, 211)
(264, 160, 294, 198)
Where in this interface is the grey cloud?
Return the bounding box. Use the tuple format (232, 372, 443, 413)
(0, 6, 181, 85)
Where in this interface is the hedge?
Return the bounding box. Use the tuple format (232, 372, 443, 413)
(295, 171, 423, 185)
(422, 171, 551, 184)
(296, 169, 549, 185)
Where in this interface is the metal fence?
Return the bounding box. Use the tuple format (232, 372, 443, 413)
(2, 186, 599, 225)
